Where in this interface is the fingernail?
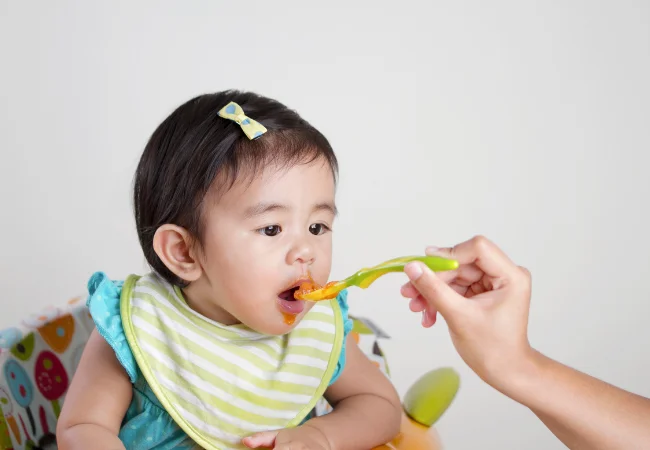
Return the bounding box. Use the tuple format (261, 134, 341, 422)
(405, 262, 423, 280)
(426, 246, 440, 254)
(422, 310, 429, 326)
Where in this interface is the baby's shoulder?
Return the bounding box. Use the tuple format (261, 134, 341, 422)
(86, 271, 138, 383)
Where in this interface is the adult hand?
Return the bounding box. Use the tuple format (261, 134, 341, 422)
(402, 236, 650, 449)
(401, 235, 533, 391)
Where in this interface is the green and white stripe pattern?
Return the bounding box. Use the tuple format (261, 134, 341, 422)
(120, 273, 342, 450)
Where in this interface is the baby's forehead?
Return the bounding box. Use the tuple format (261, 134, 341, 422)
(208, 160, 336, 213)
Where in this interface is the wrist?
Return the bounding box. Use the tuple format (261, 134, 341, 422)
(488, 347, 547, 404)
(302, 421, 335, 450)
(483, 345, 541, 395)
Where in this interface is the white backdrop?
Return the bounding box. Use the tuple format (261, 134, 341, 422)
(1, 1, 649, 448)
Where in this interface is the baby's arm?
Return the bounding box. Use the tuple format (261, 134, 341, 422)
(244, 337, 402, 449)
(308, 338, 402, 449)
(56, 329, 133, 450)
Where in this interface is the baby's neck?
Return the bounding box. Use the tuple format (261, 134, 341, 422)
(180, 282, 239, 326)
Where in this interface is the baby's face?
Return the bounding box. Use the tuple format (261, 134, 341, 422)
(190, 157, 336, 335)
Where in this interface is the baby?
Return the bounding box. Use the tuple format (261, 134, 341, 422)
(56, 91, 402, 450)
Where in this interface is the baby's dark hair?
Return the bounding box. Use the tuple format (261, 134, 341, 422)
(133, 90, 338, 286)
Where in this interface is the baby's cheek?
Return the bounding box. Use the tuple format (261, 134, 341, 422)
(215, 249, 256, 279)
(225, 265, 272, 301)
(314, 250, 333, 281)
(312, 263, 332, 286)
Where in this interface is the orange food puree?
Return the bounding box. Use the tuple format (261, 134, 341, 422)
(294, 280, 340, 301)
(280, 278, 322, 325)
(293, 280, 322, 300)
(282, 312, 296, 326)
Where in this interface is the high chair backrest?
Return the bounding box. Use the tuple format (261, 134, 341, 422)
(0, 298, 93, 449)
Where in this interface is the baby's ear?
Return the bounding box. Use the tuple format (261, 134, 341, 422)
(152, 224, 202, 283)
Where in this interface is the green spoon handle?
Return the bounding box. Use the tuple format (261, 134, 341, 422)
(350, 255, 459, 289)
(361, 255, 458, 275)
(298, 255, 458, 301)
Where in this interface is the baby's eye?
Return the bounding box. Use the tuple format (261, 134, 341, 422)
(309, 223, 330, 236)
(258, 225, 282, 237)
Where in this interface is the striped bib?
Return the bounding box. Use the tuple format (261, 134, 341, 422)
(120, 273, 343, 450)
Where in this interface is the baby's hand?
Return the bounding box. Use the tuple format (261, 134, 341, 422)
(242, 424, 331, 449)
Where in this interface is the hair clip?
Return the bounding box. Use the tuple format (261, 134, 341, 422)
(217, 102, 267, 140)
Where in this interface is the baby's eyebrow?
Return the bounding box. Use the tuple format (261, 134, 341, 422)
(244, 203, 288, 219)
(243, 202, 338, 219)
(313, 202, 338, 217)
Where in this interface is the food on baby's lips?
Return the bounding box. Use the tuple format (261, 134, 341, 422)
(294, 280, 340, 301)
(294, 280, 323, 299)
(277, 276, 320, 324)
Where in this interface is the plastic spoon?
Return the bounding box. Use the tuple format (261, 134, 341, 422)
(295, 255, 458, 301)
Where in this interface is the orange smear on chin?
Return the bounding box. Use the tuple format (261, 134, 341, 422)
(282, 312, 297, 325)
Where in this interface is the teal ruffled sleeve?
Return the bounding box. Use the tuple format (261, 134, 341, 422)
(329, 289, 353, 385)
(86, 272, 138, 383)
(87, 273, 192, 448)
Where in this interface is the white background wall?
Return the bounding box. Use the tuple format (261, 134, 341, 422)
(1, 1, 649, 448)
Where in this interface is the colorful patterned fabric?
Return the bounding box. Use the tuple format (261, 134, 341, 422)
(0, 298, 94, 449)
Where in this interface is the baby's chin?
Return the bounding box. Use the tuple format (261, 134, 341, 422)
(243, 306, 313, 336)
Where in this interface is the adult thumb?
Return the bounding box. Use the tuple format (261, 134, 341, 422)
(404, 261, 463, 320)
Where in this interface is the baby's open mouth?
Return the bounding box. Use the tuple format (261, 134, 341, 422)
(277, 277, 320, 319)
(278, 286, 301, 302)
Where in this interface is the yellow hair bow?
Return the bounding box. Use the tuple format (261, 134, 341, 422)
(217, 101, 267, 140)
